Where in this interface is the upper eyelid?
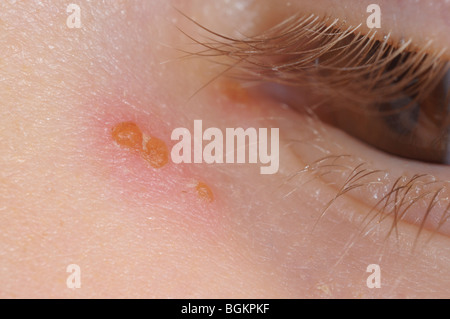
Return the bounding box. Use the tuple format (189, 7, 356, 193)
(265, 0, 450, 60)
(183, 11, 449, 108)
(178, 3, 450, 65)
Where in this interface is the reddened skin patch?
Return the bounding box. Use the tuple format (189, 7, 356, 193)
(111, 122, 214, 203)
(112, 121, 168, 169)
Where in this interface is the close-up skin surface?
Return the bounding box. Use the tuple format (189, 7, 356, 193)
(0, 0, 450, 298)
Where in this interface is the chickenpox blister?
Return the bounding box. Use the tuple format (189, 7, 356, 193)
(112, 121, 215, 202)
(111, 121, 169, 169)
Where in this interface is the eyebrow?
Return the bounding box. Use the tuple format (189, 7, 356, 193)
(282, 0, 450, 59)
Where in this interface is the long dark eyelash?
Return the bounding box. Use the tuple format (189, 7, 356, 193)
(182, 13, 449, 112)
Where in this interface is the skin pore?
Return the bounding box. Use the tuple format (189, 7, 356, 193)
(0, 0, 449, 298)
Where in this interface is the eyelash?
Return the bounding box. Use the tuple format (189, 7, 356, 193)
(184, 13, 448, 108)
(178, 11, 450, 246)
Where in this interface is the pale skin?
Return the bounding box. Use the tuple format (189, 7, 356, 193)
(1, 0, 450, 298)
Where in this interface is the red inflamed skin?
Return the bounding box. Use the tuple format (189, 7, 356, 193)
(1, 0, 450, 298)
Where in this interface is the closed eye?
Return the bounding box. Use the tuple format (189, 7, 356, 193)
(176, 2, 450, 242)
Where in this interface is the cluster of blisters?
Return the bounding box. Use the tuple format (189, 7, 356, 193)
(111, 121, 214, 202)
(111, 122, 169, 169)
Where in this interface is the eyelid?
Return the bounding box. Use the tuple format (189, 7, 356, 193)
(276, 0, 450, 59)
(178, 7, 449, 165)
(176, 6, 450, 239)
(195, 12, 449, 116)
